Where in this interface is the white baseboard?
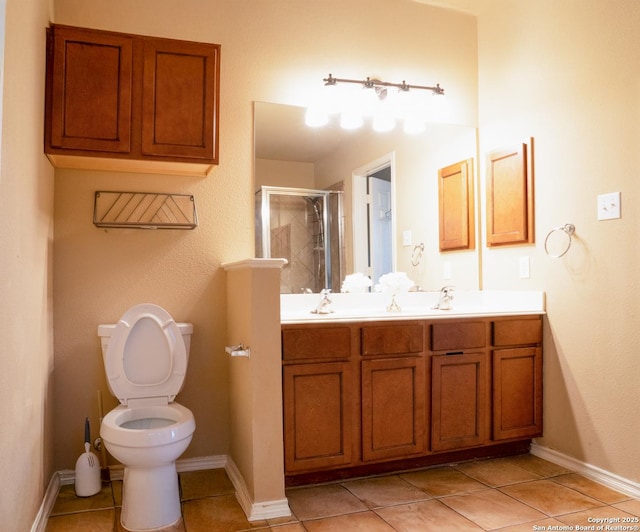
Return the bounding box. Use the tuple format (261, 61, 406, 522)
(34, 455, 289, 530)
(531, 442, 640, 498)
(177, 454, 228, 473)
(225, 457, 291, 522)
(30, 470, 63, 532)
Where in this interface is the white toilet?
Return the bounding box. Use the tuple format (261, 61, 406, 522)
(98, 303, 196, 532)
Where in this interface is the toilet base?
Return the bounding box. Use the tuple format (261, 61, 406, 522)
(120, 463, 182, 531)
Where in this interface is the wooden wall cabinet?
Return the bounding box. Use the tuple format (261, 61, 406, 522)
(486, 139, 534, 246)
(45, 24, 220, 177)
(438, 158, 475, 251)
(48, 26, 133, 154)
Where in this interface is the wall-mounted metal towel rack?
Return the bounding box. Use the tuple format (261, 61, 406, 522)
(93, 191, 198, 229)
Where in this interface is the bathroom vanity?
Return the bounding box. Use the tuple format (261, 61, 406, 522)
(281, 291, 544, 485)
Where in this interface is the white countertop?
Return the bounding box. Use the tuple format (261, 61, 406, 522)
(281, 290, 545, 324)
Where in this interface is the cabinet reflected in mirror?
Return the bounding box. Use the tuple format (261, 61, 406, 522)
(254, 102, 480, 293)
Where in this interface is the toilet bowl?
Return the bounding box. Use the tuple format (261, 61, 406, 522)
(98, 304, 195, 532)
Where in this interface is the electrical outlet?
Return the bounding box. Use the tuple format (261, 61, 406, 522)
(519, 256, 530, 279)
(597, 192, 621, 220)
(443, 261, 452, 280)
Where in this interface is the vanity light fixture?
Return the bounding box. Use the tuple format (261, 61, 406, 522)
(305, 73, 445, 134)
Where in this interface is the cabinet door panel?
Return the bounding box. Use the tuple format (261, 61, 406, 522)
(362, 357, 426, 461)
(431, 321, 486, 351)
(50, 27, 132, 153)
(283, 362, 353, 473)
(486, 140, 534, 246)
(431, 353, 489, 451)
(493, 318, 542, 346)
(142, 38, 219, 161)
(438, 158, 475, 251)
(282, 326, 352, 362)
(361, 324, 424, 356)
(493, 347, 542, 440)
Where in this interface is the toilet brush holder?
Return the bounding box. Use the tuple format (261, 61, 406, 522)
(75, 418, 101, 497)
(75, 443, 101, 496)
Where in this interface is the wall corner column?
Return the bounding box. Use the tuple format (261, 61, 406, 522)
(222, 258, 290, 521)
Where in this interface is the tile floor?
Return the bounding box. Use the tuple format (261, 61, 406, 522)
(46, 454, 640, 531)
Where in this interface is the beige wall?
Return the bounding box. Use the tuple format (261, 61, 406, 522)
(255, 159, 315, 190)
(474, 0, 640, 482)
(51, 0, 477, 470)
(0, 0, 55, 529)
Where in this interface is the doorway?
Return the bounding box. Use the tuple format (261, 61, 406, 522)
(352, 154, 395, 285)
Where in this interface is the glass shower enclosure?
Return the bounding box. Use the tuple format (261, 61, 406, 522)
(255, 186, 344, 294)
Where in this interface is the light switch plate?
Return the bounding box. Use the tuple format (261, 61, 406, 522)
(597, 192, 621, 220)
(402, 230, 412, 246)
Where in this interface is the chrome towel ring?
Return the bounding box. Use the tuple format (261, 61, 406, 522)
(544, 223, 575, 258)
(411, 243, 425, 266)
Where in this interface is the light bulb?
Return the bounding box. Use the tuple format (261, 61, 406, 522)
(360, 86, 380, 117)
(322, 82, 343, 114)
(339, 84, 364, 129)
(372, 103, 395, 132)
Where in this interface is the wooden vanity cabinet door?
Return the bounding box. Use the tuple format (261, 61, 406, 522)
(431, 320, 486, 352)
(361, 356, 426, 461)
(48, 25, 133, 154)
(431, 352, 490, 451)
(282, 325, 352, 362)
(142, 38, 219, 162)
(486, 140, 534, 246)
(438, 158, 475, 251)
(493, 347, 542, 440)
(283, 362, 355, 473)
(361, 323, 424, 356)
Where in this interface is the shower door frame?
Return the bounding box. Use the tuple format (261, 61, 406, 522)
(258, 186, 335, 292)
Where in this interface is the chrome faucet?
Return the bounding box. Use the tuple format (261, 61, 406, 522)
(432, 286, 454, 310)
(311, 288, 334, 314)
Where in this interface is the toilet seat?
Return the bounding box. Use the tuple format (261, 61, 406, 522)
(101, 402, 195, 448)
(105, 303, 187, 406)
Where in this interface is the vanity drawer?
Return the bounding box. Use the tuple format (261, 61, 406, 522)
(493, 318, 542, 346)
(282, 326, 353, 361)
(361, 324, 424, 356)
(431, 321, 486, 351)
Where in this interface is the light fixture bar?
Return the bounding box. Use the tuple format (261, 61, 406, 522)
(323, 73, 444, 95)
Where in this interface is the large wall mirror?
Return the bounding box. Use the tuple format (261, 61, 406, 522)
(254, 101, 480, 294)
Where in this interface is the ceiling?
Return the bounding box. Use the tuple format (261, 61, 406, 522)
(254, 102, 376, 163)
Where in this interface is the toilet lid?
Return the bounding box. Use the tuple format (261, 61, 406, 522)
(105, 304, 187, 406)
